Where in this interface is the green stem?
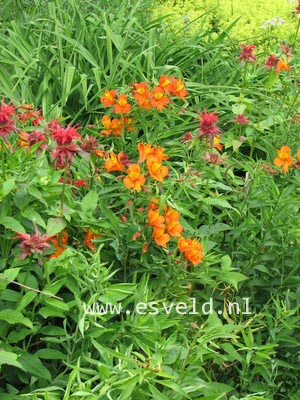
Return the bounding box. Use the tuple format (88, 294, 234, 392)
(293, 16, 300, 48)
(60, 168, 67, 216)
(0, 138, 6, 181)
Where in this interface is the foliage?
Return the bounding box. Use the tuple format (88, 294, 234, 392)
(154, 0, 297, 42)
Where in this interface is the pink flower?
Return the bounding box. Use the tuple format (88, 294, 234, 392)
(0, 98, 16, 140)
(280, 43, 292, 57)
(238, 44, 256, 63)
(14, 226, 51, 260)
(265, 54, 279, 70)
(198, 109, 221, 140)
(202, 152, 227, 165)
(181, 132, 194, 143)
(230, 114, 249, 125)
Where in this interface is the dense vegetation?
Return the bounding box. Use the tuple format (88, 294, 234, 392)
(0, 0, 300, 399)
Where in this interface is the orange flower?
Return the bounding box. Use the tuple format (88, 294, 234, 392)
(101, 115, 122, 136)
(170, 77, 188, 100)
(123, 164, 145, 192)
(84, 228, 101, 251)
(297, 149, 300, 164)
(164, 207, 183, 238)
(49, 230, 68, 259)
(166, 220, 183, 238)
(148, 197, 160, 211)
(148, 210, 165, 229)
(146, 155, 168, 182)
(119, 116, 135, 132)
(150, 87, 169, 111)
(212, 135, 223, 152)
(114, 94, 131, 114)
(100, 89, 118, 107)
(137, 143, 169, 164)
(273, 145, 293, 173)
(138, 142, 153, 163)
(276, 57, 292, 73)
(151, 145, 169, 162)
(94, 149, 108, 158)
(178, 237, 204, 266)
(152, 227, 170, 248)
(159, 75, 173, 93)
(104, 151, 126, 172)
(132, 82, 151, 109)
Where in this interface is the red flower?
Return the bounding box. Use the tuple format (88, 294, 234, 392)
(0, 98, 15, 140)
(14, 226, 52, 260)
(50, 124, 81, 145)
(202, 152, 227, 165)
(181, 132, 193, 143)
(265, 54, 279, 70)
(238, 44, 256, 63)
(52, 142, 80, 169)
(18, 130, 48, 151)
(198, 109, 221, 139)
(230, 114, 249, 125)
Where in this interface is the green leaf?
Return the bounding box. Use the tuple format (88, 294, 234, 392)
(203, 198, 233, 209)
(35, 349, 67, 360)
(0, 309, 33, 329)
(21, 208, 47, 229)
(16, 291, 37, 311)
(0, 216, 25, 233)
(2, 178, 15, 197)
(18, 352, 51, 381)
(44, 298, 69, 311)
(81, 190, 98, 213)
(0, 350, 22, 369)
(46, 217, 66, 237)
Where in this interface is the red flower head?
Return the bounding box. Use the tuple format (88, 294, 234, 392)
(181, 132, 193, 143)
(50, 124, 81, 145)
(202, 151, 227, 165)
(18, 130, 48, 151)
(265, 54, 279, 71)
(230, 114, 249, 125)
(238, 44, 256, 63)
(14, 226, 52, 260)
(52, 142, 80, 169)
(198, 109, 221, 140)
(0, 98, 16, 140)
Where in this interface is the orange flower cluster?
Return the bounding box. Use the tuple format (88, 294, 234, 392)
(178, 237, 204, 266)
(103, 143, 169, 191)
(99, 76, 188, 136)
(147, 199, 203, 266)
(101, 115, 135, 136)
(148, 205, 183, 248)
(273, 146, 294, 173)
